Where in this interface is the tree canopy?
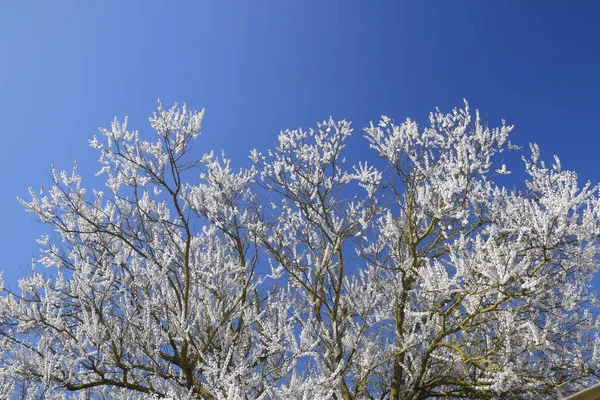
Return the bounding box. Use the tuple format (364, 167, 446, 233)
(1, 101, 599, 399)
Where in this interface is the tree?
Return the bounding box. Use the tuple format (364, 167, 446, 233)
(1, 101, 599, 399)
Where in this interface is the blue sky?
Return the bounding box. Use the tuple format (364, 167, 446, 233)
(1, 1, 600, 289)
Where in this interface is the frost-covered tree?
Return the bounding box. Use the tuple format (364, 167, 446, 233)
(1, 101, 599, 399)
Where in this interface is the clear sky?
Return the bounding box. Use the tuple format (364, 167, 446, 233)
(1, 1, 600, 289)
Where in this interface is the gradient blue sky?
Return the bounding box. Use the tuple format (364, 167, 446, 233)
(1, 1, 600, 289)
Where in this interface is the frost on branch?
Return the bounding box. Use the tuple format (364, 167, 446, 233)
(1, 101, 599, 399)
